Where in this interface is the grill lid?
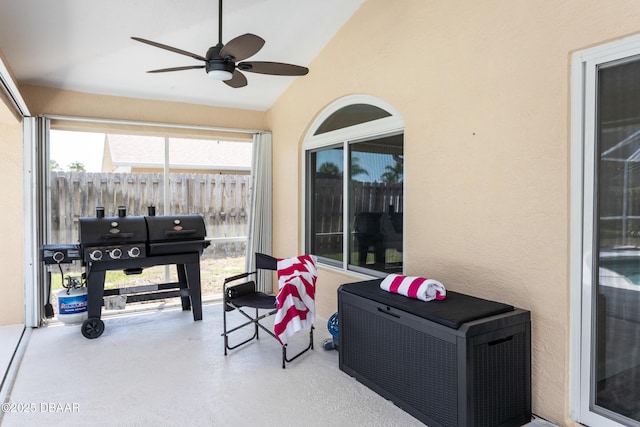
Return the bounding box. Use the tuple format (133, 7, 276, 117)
(78, 211, 208, 261)
(79, 216, 148, 245)
(145, 215, 207, 243)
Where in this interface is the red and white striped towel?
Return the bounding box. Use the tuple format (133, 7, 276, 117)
(274, 254, 317, 345)
(380, 274, 446, 302)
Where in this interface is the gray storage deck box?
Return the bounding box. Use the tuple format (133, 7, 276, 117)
(338, 279, 531, 427)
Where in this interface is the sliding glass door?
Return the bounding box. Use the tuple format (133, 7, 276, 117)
(593, 57, 640, 424)
(573, 37, 640, 427)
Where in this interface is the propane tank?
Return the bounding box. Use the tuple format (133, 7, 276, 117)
(57, 285, 88, 325)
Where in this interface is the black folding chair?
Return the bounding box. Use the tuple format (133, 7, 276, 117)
(222, 252, 314, 368)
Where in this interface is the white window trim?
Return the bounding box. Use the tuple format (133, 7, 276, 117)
(301, 94, 404, 274)
(570, 33, 640, 427)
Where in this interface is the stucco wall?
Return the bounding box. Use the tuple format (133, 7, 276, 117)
(21, 85, 268, 132)
(266, 1, 640, 425)
(0, 102, 24, 325)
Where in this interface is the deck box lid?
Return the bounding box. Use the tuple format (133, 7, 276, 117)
(339, 279, 514, 329)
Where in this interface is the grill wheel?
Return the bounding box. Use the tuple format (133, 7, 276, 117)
(81, 317, 105, 339)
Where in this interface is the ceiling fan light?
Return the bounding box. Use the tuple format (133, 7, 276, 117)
(207, 69, 233, 80)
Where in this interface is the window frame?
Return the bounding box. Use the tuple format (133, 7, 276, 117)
(302, 94, 405, 275)
(30, 115, 265, 324)
(570, 33, 640, 427)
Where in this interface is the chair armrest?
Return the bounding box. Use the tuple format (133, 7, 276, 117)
(224, 271, 256, 285)
(225, 280, 258, 301)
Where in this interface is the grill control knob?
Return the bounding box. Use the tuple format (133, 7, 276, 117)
(110, 248, 122, 259)
(128, 247, 141, 258)
(89, 250, 103, 261)
(52, 251, 65, 263)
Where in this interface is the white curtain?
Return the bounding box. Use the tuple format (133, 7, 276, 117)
(246, 132, 273, 293)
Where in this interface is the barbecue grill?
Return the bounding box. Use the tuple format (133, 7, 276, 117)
(45, 206, 211, 339)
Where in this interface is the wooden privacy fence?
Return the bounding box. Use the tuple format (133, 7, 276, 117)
(49, 173, 401, 256)
(50, 172, 251, 252)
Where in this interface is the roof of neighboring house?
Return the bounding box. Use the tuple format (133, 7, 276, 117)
(104, 134, 252, 171)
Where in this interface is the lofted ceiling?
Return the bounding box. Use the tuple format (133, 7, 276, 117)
(0, 0, 364, 111)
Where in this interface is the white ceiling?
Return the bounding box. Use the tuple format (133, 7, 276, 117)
(0, 0, 364, 111)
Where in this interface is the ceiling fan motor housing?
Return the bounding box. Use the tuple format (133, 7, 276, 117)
(205, 44, 235, 75)
(205, 59, 235, 74)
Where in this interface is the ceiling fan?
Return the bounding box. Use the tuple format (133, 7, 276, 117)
(131, 0, 309, 88)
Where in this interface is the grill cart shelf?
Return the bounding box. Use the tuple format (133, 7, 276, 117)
(338, 279, 531, 427)
(83, 251, 204, 339)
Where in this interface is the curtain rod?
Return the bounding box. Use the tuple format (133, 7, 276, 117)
(42, 114, 269, 135)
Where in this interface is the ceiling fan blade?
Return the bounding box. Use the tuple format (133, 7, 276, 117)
(219, 34, 265, 62)
(131, 37, 206, 62)
(147, 65, 205, 73)
(224, 70, 248, 88)
(237, 61, 309, 76)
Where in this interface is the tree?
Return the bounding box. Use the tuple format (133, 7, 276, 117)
(318, 157, 369, 179)
(381, 159, 403, 184)
(68, 161, 86, 172)
(350, 156, 369, 179)
(50, 159, 60, 171)
(318, 162, 341, 177)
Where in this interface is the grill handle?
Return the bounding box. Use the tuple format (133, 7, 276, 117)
(164, 229, 197, 236)
(99, 233, 134, 240)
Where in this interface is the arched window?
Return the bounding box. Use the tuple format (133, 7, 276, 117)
(303, 95, 404, 275)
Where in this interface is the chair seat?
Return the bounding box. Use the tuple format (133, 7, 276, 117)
(230, 292, 276, 310)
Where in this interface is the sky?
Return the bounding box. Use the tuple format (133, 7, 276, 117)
(51, 129, 400, 179)
(50, 130, 105, 172)
(315, 148, 400, 182)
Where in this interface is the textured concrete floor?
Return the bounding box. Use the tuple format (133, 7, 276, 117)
(0, 324, 23, 383)
(1, 302, 553, 427)
(0, 303, 426, 427)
